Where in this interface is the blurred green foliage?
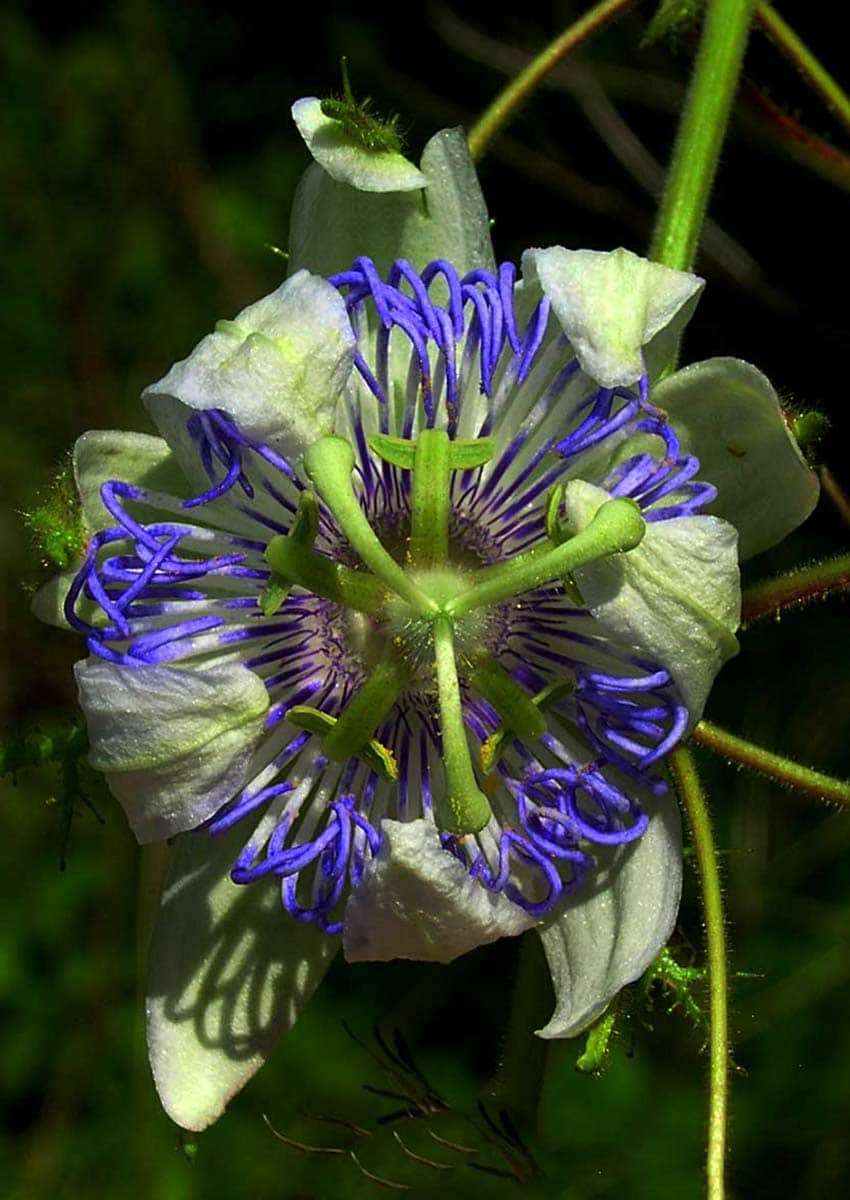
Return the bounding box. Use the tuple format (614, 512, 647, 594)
(3, 2, 850, 1197)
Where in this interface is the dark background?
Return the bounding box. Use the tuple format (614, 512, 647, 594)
(2, 2, 849, 1196)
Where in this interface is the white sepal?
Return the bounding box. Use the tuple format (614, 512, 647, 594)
(564, 480, 740, 722)
(74, 430, 187, 532)
(537, 789, 682, 1039)
(292, 96, 427, 192)
(655, 357, 820, 559)
(143, 271, 355, 459)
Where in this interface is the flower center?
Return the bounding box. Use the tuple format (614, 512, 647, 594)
(263, 429, 647, 837)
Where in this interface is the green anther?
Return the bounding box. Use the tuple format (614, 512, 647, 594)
(545, 483, 567, 546)
(432, 615, 492, 835)
(447, 498, 646, 618)
(286, 705, 337, 738)
(468, 655, 547, 741)
(265, 538, 386, 614)
(445, 438, 496, 469)
(411, 429, 451, 565)
(260, 491, 320, 615)
(481, 679, 574, 772)
(304, 435, 434, 616)
(287, 705, 398, 781)
(323, 657, 407, 760)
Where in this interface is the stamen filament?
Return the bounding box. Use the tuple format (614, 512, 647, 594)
(447, 498, 646, 617)
(481, 679, 574, 771)
(304, 436, 435, 616)
(265, 538, 386, 613)
(323, 657, 408, 760)
(432, 615, 492, 834)
(469, 655, 547, 741)
(261, 491, 320, 615)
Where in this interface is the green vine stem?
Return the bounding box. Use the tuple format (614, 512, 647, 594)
(755, 3, 850, 140)
(650, 0, 755, 271)
(669, 747, 729, 1200)
(691, 720, 850, 808)
(467, 0, 637, 162)
(741, 551, 850, 626)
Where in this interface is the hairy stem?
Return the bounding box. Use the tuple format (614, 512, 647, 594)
(691, 720, 850, 808)
(741, 552, 850, 625)
(670, 747, 728, 1200)
(755, 3, 850, 140)
(467, 0, 637, 161)
(650, 0, 755, 270)
(819, 466, 850, 528)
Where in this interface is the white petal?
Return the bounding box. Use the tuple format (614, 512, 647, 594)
(342, 819, 537, 964)
(654, 357, 820, 559)
(146, 822, 336, 1131)
(537, 790, 682, 1039)
(75, 659, 270, 843)
(30, 571, 83, 630)
(564, 480, 740, 721)
(522, 247, 703, 387)
(143, 271, 355, 456)
(74, 430, 188, 532)
(31, 432, 189, 631)
(287, 127, 495, 281)
(292, 96, 427, 192)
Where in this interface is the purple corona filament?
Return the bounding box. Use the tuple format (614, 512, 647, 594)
(66, 256, 708, 935)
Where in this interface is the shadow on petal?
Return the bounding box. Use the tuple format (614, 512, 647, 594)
(145, 822, 337, 1131)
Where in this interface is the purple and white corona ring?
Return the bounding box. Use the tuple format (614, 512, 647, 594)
(34, 101, 819, 1131)
(69, 253, 711, 937)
